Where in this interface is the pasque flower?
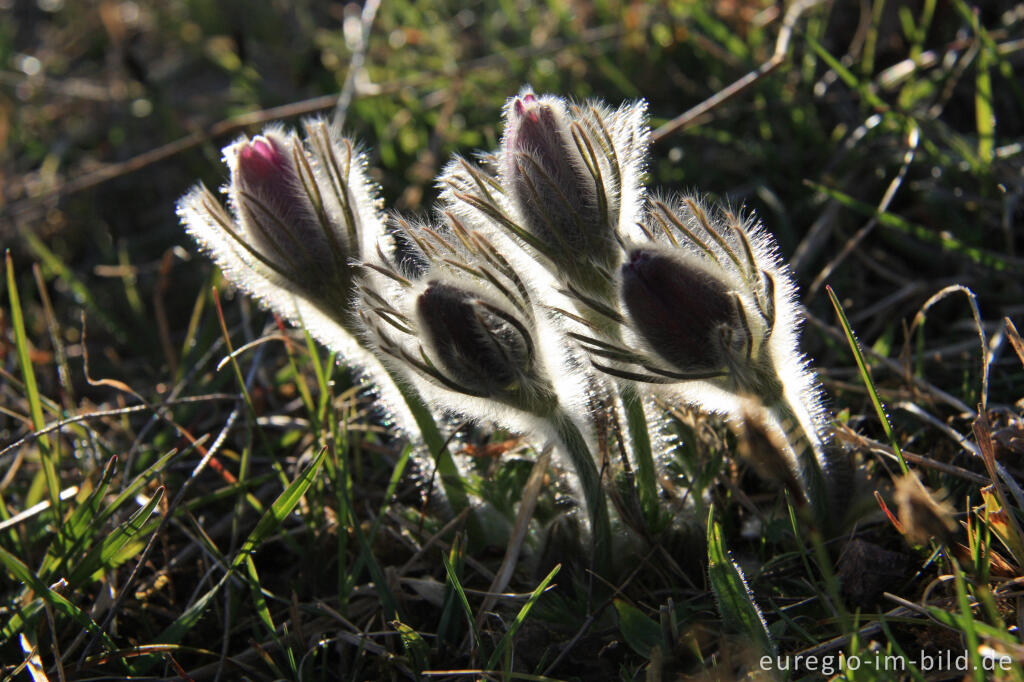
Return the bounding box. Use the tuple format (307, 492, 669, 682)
(178, 120, 489, 519)
(440, 88, 648, 300)
(178, 89, 848, 542)
(178, 120, 383, 330)
(360, 215, 560, 420)
(570, 195, 840, 525)
(361, 215, 612, 572)
(177, 119, 433, 441)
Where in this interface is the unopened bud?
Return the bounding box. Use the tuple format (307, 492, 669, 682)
(621, 248, 741, 375)
(502, 92, 615, 272)
(416, 281, 543, 407)
(228, 131, 340, 290)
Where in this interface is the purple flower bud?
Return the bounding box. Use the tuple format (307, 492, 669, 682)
(416, 281, 540, 404)
(621, 248, 741, 374)
(502, 92, 613, 268)
(230, 132, 336, 286)
(237, 136, 290, 187)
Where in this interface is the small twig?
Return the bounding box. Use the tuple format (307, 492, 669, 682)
(803, 307, 974, 415)
(0, 395, 237, 465)
(475, 442, 553, 628)
(651, 0, 827, 142)
(333, 0, 381, 130)
(806, 124, 920, 300)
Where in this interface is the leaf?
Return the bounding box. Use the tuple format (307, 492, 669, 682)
(827, 285, 909, 474)
(392, 620, 429, 673)
(707, 507, 774, 655)
(614, 598, 663, 659)
(487, 564, 560, 671)
(68, 486, 164, 586)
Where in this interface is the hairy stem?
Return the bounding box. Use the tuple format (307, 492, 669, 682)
(551, 410, 612, 579)
(385, 366, 472, 516)
(769, 399, 834, 533)
(621, 384, 659, 524)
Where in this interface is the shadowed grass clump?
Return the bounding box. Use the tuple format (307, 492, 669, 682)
(3, 1, 1024, 680)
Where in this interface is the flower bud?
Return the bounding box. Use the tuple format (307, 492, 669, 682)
(621, 247, 742, 375)
(416, 281, 547, 409)
(228, 131, 340, 289)
(501, 92, 617, 276)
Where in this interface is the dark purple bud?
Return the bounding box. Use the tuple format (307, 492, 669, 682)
(231, 133, 335, 282)
(621, 248, 739, 373)
(502, 93, 610, 265)
(416, 282, 535, 401)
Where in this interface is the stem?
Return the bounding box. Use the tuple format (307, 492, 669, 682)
(551, 411, 612, 579)
(386, 368, 471, 515)
(621, 384, 659, 525)
(769, 399, 834, 534)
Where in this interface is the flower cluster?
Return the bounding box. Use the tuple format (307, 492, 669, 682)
(178, 88, 843, 553)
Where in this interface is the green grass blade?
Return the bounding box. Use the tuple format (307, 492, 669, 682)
(156, 571, 232, 646)
(808, 181, 1015, 270)
(803, 33, 889, 111)
(94, 447, 180, 530)
(156, 447, 327, 648)
(486, 563, 560, 670)
(235, 446, 327, 564)
(707, 506, 774, 656)
(68, 486, 165, 586)
(953, 563, 985, 682)
(38, 455, 117, 581)
(826, 285, 909, 474)
(244, 554, 276, 635)
(5, 251, 61, 519)
(971, 10, 995, 165)
(441, 548, 483, 656)
(0, 545, 121, 661)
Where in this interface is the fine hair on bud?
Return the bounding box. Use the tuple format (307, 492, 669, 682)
(440, 88, 649, 302)
(415, 280, 553, 412)
(502, 91, 609, 262)
(620, 246, 747, 377)
(359, 215, 570, 427)
(177, 119, 419, 439)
